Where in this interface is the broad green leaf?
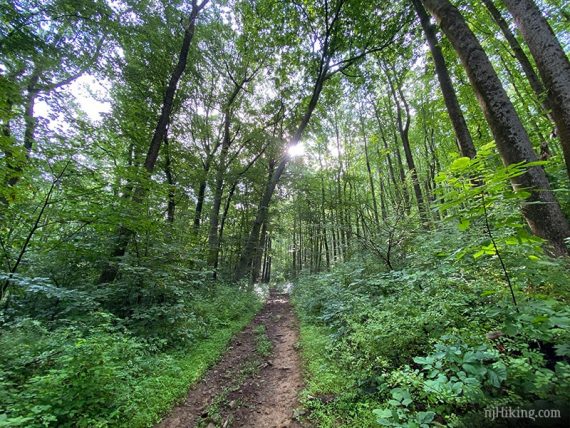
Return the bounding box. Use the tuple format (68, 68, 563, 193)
(450, 157, 472, 171)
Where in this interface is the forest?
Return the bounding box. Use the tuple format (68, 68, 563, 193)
(1, 0, 569, 426)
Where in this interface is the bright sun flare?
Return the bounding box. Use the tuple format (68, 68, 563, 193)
(287, 143, 305, 157)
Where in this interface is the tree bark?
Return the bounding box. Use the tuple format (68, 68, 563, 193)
(412, 0, 476, 159)
(164, 135, 175, 223)
(422, 0, 570, 254)
(359, 111, 381, 226)
(386, 69, 428, 222)
(252, 219, 268, 283)
(317, 152, 331, 268)
(482, 0, 551, 115)
(502, 0, 570, 180)
(233, 68, 327, 280)
(98, 1, 207, 283)
(193, 175, 208, 231)
(208, 113, 231, 268)
(373, 105, 400, 207)
(208, 75, 252, 271)
(143, 0, 207, 172)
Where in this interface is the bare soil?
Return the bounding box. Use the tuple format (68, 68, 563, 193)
(156, 290, 305, 428)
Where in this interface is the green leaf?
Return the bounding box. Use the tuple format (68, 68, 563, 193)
(450, 157, 472, 171)
(487, 362, 507, 387)
(554, 343, 570, 357)
(413, 356, 434, 365)
(462, 363, 487, 377)
(457, 218, 470, 232)
(373, 408, 393, 419)
(473, 250, 485, 259)
(416, 411, 436, 425)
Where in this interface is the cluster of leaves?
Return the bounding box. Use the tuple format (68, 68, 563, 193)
(434, 142, 549, 261)
(0, 279, 261, 427)
(293, 225, 570, 427)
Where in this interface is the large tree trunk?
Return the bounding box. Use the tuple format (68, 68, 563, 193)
(233, 70, 327, 280)
(142, 1, 206, 173)
(207, 114, 231, 269)
(251, 219, 268, 283)
(164, 136, 176, 223)
(502, 0, 570, 180)
(412, 0, 476, 159)
(193, 174, 208, 231)
(262, 234, 272, 283)
(482, 0, 551, 116)
(208, 77, 250, 271)
(422, 0, 570, 255)
(98, 1, 207, 283)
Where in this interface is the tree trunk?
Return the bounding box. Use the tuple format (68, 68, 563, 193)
(193, 175, 208, 231)
(412, 0, 476, 159)
(262, 234, 271, 283)
(208, 114, 231, 268)
(234, 69, 327, 280)
(208, 78, 249, 271)
(500, 55, 549, 145)
(1, 101, 15, 210)
(3, 74, 39, 194)
(143, 1, 207, 173)
(422, 0, 570, 254)
(359, 112, 380, 226)
(374, 106, 400, 207)
(217, 147, 267, 269)
(502, 0, 570, 180)
(386, 70, 428, 222)
(164, 135, 176, 223)
(98, 1, 207, 283)
(252, 220, 268, 283)
(318, 152, 331, 269)
(482, 0, 553, 120)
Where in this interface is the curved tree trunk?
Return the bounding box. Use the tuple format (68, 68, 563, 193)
(502, 0, 570, 180)
(421, 0, 570, 255)
(386, 69, 428, 223)
(208, 74, 253, 272)
(98, 0, 208, 284)
(412, 0, 476, 159)
(233, 68, 327, 281)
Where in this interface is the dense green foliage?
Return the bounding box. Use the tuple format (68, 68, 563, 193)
(293, 221, 570, 427)
(0, 282, 260, 427)
(1, 0, 569, 426)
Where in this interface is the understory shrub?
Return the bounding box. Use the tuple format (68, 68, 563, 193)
(293, 229, 570, 427)
(0, 281, 261, 427)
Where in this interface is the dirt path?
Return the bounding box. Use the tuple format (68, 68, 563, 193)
(156, 290, 305, 428)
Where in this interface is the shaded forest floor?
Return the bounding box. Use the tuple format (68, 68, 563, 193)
(157, 290, 305, 428)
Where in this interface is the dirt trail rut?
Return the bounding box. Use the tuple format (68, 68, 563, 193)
(157, 291, 304, 428)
